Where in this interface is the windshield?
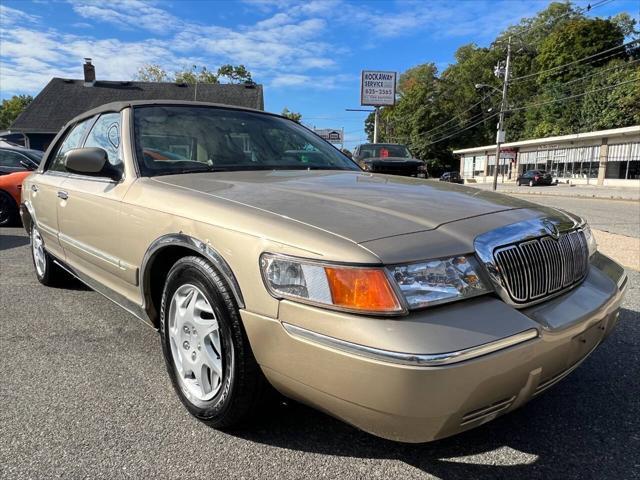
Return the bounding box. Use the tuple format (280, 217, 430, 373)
(133, 106, 359, 176)
(358, 144, 412, 159)
(24, 150, 43, 166)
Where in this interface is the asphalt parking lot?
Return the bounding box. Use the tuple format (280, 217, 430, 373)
(1, 195, 639, 479)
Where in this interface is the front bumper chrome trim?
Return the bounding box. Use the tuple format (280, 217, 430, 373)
(282, 322, 539, 367)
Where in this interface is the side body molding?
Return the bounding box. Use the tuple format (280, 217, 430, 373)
(140, 233, 246, 321)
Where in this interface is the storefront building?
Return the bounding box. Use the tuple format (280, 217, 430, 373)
(453, 126, 640, 187)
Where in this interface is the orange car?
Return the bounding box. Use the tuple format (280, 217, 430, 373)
(0, 144, 41, 226)
(0, 171, 34, 226)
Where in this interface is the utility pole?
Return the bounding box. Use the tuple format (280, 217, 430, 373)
(373, 106, 380, 143)
(492, 36, 512, 191)
(193, 65, 198, 101)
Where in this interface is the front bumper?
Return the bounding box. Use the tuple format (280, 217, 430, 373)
(241, 253, 627, 443)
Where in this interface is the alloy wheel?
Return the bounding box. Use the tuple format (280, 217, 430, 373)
(32, 227, 46, 277)
(168, 284, 223, 401)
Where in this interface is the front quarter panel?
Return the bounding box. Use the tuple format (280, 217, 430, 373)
(119, 178, 381, 320)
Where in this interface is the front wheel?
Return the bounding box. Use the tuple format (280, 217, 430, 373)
(160, 256, 269, 429)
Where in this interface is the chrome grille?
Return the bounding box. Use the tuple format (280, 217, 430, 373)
(494, 229, 588, 304)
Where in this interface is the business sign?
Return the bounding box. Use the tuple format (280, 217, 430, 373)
(315, 128, 343, 144)
(361, 70, 396, 106)
(500, 149, 517, 160)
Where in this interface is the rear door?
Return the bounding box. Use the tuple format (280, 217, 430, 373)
(56, 112, 138, 288)
(26, 118, 94, 259)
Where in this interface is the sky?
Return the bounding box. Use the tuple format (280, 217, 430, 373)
(0, 0, 637, 148)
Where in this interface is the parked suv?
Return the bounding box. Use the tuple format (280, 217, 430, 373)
(352, 143, 427, 177)
(22, 101, 626, 443)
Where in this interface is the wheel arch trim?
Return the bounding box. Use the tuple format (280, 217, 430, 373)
(140, 233, 246, 320)
(19, 200, 35, 234)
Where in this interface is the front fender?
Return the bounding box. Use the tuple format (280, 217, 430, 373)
(140, 233, 246, 322)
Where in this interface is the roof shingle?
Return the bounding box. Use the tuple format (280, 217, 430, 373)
(11, 78, 264, 133)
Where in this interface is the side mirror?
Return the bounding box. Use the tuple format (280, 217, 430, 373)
(64, 148, 121, 181)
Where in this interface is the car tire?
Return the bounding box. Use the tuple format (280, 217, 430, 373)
(160, 255, 269, 429)
(0, 190, 18, 227)
(30, 225, 70, 286)
(528, 180, 534, 187)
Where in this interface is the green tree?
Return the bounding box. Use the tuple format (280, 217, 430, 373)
(363, 1, 640, 168)
(217, 64, 253, 84)
(0, 95, 33, 129)
(522, 16, 630, 137)
(281, 107, 302, 123)
(534, 18, 626, 85)
(135, 64, 171, 82)
(580, 59, 640, 130)
(136, 64, 253, 85)
(175, 66, 219, 85)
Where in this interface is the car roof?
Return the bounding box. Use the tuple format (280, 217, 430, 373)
(63, 100, 283, 131)
(0, 143, 43, 155)
(357, 143, 407, 147)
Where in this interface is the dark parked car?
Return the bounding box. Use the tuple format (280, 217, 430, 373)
(353, 143, 427, 177)
(439, 171, 464, 184)
(517, 169, 553, 186)
(0, 143, 43, 175)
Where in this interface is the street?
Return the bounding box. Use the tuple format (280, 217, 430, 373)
(1, 194, 639, 480)
(514, 194, 640, 238)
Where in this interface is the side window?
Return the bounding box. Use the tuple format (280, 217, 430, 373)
(83, 113, 122, 171)
(0, 150, 27, 168)
(48, 118, 94, 172)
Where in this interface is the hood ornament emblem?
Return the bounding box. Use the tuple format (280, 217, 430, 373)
(543, 219, 561, 239)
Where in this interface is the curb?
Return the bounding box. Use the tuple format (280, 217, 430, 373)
(502, 191, 640, 201)
(463, 185, 640, 202)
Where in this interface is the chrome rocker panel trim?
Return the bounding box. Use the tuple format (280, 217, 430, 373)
(282, 322, 539, 367)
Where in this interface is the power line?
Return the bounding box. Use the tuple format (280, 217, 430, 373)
(557, 58, 640, 86)
(500, 0, 617, 46)
(510, 38, 638, 82)
(508, 77, 639, 112)
(422, 106, 498, 140)
(423, 76, 636, 147)
(511, 46, 638, 87)
(425, 112, 500, 146)
(418, 93, 494, 137)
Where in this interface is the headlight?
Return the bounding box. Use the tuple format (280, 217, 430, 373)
(260, 254, 404, 314)
(582, 223, 597, 258)
(389, 256, 490, 309)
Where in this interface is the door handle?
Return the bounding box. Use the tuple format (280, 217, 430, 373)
(31, 184, 39, 192)
(57, 191, 68, 200)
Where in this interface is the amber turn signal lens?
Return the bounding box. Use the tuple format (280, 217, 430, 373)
(324, 268, 402, 312)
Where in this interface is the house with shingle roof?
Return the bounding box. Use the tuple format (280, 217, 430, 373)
(7, 59, 264, 151)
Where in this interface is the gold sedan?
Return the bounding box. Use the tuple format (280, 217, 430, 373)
(21, 101, 627, 442)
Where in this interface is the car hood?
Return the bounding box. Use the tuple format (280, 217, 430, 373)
(153, 170, 535, 243)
